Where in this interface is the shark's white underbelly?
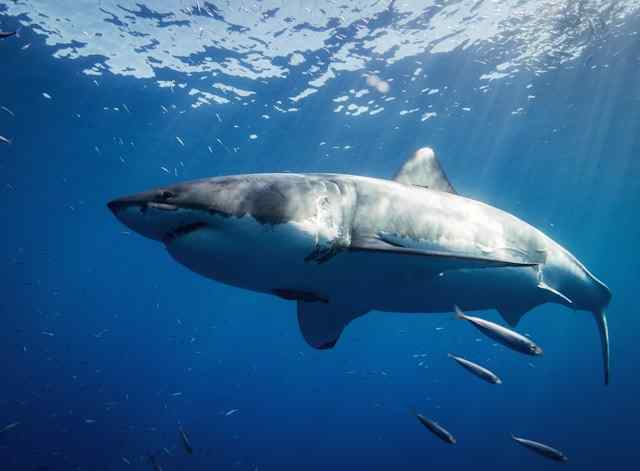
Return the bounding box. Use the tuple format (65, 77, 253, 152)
(165, 215, 541, 314)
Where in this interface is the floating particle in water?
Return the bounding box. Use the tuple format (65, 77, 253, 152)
(42, 92, 52, 100)
(176, 136, 185, 146)
(225, 408, 239, 417)
(1, 105, 14, 116)
(249, 134, 257, 140)
(421, 112, 437, 122)
(160, 166, 170, 174)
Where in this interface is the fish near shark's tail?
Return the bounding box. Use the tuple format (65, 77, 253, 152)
(593, 309, 610, 385)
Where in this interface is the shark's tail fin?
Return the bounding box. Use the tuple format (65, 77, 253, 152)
(592, 309, 610, 385)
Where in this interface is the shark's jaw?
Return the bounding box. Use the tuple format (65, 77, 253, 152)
(107, 197, 211, 244)
(161, 221, 209, 245)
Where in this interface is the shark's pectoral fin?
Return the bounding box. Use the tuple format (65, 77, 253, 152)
(393, 147, 457, 194)
(349, 236, 538, 270)
(297, 301, 368, 350)
(593, 309, 610, 385)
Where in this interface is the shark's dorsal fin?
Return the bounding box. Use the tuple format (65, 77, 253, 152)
(297, 301, 367, 350)
(393, 147, 456, 194)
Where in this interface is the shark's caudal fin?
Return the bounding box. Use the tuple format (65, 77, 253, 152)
(296, 301, 368, 350)
(593, 309, 610, 385)
(393, 147, 457, 194)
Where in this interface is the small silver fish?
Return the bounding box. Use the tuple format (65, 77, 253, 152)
(454, 305, 543, 356)
(179, 427, 193, 455)
(0, 421, 20, 433)
(0, 31, 16, 39)
(412, 410, 456, 444)
(148, 453, 163, 471)
(0, 135, 11, 145)
(511, 434, 568, 462)
(448, 353, 502, 384)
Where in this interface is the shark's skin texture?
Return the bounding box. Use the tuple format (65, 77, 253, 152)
(108, 150, 611, 383)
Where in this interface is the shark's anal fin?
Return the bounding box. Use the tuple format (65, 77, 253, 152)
(497, 304, 536, 327)
(497, 283, 574, 327)
(349, 236, 538, 270)
(296, 301, 367, 350)
(393, 147, 456, 194)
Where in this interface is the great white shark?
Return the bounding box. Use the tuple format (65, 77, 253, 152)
(108, 147, 611, 384)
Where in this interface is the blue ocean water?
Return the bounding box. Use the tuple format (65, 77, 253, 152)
(1, 2, 639, 470)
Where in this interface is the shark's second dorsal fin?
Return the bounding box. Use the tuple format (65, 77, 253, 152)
(393, 147, 456, 194)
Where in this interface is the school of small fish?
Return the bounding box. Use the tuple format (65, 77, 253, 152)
(413, 306, 567, 462)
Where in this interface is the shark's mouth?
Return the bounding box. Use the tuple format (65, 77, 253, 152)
(163, 222, 208, 244)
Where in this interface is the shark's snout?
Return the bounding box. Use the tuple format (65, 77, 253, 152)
(107, 198, 138, 213)
(107, 188, 191, 241)
(107, 188, 178, 213)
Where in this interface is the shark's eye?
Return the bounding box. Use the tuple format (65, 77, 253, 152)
(160, 190, 175, 199)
